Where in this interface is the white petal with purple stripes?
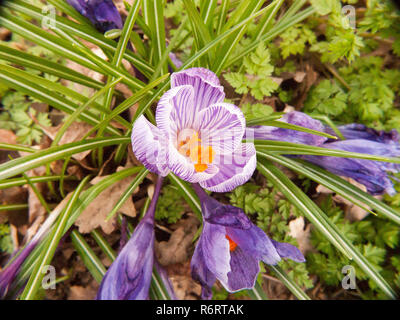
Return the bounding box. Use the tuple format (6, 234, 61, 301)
(131, 116, 169, 176)
(194, 103, 246, 155)
(200, 143, 257, 192)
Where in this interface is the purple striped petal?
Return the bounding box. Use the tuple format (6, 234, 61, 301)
(170, 68, 225, 115)
(156, 85, 195, 139)
(131, 116, 169, 176)
(246, 111, 327, 146)
(323, 139, 400, 172)
(200, 143, 257, 192)
(97, 177, 164, 300)
(194, 103, 246, 155)
(166, 143, 219, 183)
(192, 183, 252, 229)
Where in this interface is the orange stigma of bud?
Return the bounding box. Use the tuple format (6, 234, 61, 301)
(225, 235, 238, 252)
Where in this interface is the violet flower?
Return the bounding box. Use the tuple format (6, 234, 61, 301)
(190, 184, 305, 299)
(249, 111, 400, 195)
(0, 199, 68, 299)
(326, 123, 400, 144)
(131, 68, 257, 192)
(66, 0, 123, 33)
(96, 176, 163, 300)
(245, 111, 328, 146)
(0, 241, 37, 299)
(302, 139, 400, 195)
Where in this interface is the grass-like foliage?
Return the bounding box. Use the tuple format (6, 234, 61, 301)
(0, 0, 399, 300)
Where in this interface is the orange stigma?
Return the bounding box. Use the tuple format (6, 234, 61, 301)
(177, 131, 215, 172)
(225, 235, 238, 252)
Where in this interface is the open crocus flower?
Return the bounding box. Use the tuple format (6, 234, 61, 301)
(97, 177, 163, 300)
(190, 184, 305, 299)
(66, 0, 123, 33)
(132, 68, 257, 192)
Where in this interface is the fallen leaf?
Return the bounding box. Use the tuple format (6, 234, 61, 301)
(316, 177, 374, 221)
(0, 129, 17, 144)
(288, 216, 313, 255)
(155, 216, 199, 266)
(74, 166, 138, 234)
(26, 166, 47, 224)
(68, 283, 99, 300)
(42, 122, 94, 161)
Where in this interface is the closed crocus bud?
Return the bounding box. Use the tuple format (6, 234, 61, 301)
(0, 242, 37, 299)
(326, 123, 400, 144)
(66, 0, 123, 33)
(303, 138, 400, 195)
(245, 111, 328, 146)
(190, 184, 305, 299)
(96, 177, 163, 300)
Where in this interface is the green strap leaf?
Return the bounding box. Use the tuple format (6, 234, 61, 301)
(0, 137, 131, 180)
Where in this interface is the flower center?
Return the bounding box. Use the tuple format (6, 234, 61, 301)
(177, 129, 215, 173)
(225, 234, 238, 252)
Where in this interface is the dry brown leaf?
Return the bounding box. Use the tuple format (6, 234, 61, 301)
(26, 166, 47, 224)
(74, 167, 138, 234)
(0, 27, 11, 41)
(294, 71, 306, 83)
(170, 275, 201, 300)
(62, 48, 106, 96)
(0, 129, 17, 144)
(155, 216, 199, 266)
(68, 283, 99, 300)
(316, 177, 374, 221)
(0, 186, 28, 227)
(288, 216, 313, 255)
(42, 122, 94, 161)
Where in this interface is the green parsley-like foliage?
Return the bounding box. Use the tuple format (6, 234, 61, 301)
(224, 44, 279, 100)
(307, 195, 400, 299)
(304, 56, 400, 129)
(155, 185, 185, 224)
(0, 223, 13, 254)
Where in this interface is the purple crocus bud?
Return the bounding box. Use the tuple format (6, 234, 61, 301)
(190, 184, 305, 299)
(96, 176, 163, 300)
(326, 123, 400, 144)
(154, 261, 177, 300)
(303, 139, 400, 195)
(0, 241, 37, 299)
(245, 111, 328, 146)
(169, 52, 183, 69)
(66, 0, 123, 33)
(131, 68, 257, 193)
